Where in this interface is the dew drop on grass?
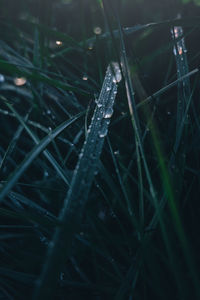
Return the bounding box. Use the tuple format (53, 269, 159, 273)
(44, 171, 49, 177)
(106, 87, 111, 92)
(114, 150, 119, 155)
(88, 42, 93, 50)
(56, 40, 63, 46)
(94, 169, 98, 176)
(60, 272, 64, 281)
(97, 103, 102, 108)
(14, 77, 27, 86)
(104, 107, 113, 119)
(93, 26, 102, 35)
(99, 128, 108, 138)
(82, 74, 88, 81)
(0, 74, 5, 83)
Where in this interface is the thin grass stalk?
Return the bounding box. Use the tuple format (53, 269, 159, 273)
(0, 110, 31, 171)
(115, 11, 157, 207)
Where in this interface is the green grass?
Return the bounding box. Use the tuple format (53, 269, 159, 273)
(1, 1, 200, 299)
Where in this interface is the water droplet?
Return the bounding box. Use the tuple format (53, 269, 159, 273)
(48, 127, 52, 132)
(114, 150, 119, 155)
(0, 74, 5, 83)
(82, 74, 88, 81)
(167, 111, 171, 115)
(111, 62, 122, 83)
(106, 87, 111, 92)
(14, 77, 26, 86)
(97, 103, 102, 108)
(94, 169, 98, 175)
(93, 26, 102, 35)
(99, 128, 108, 138)
(104, 107, 113, 119)
(60, 272, 64, 281)
(56, 40, 63, 46)
(88, 42, 93, 50)
(44, 171, 49, 177)
(178, 47, 183, 55)
(47, 109, 51, 115)
(4, 110, 8, 115)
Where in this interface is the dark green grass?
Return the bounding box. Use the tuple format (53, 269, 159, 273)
(1, 1, 200, 299)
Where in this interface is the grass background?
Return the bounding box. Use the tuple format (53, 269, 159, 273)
(0, 0, 200, 299)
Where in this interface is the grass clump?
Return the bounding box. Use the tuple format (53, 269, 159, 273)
(1, 1, 200, 299)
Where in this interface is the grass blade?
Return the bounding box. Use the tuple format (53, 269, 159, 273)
(33, 62, 121, 300)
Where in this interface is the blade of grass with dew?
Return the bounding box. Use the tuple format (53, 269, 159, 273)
(33, 62, 122, 300)
(0, 108, 83, 203)
(127, 31, 200, 300)
(113, 10, 195, 299)
(171, 24, 191, 139)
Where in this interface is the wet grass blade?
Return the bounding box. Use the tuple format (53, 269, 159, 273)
(33, 62, 121, 300)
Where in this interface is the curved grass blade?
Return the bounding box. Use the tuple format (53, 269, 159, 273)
(1, 98, 83, 186)
(0, 110, 31, 171)
(136, 68, 198, 108)
(85, 17, 200, 47)
(33, 62, 121, 300)
(0, 110, 82, 203)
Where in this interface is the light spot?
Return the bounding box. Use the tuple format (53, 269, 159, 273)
(178, 47, 183, 55)
(82, 75, 88, 81)
(88, 43, 93, 50)
(93, 26, 102, 35)
(56, 40, 63, 46)
(0, 74, 5, 83)
(14, 77, 26, 86)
